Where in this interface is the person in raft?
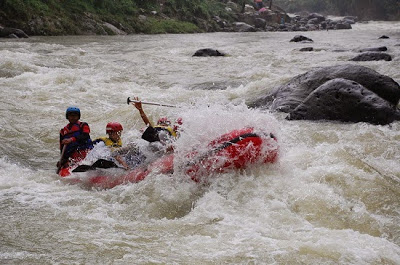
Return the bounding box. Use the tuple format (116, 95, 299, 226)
(93, 122, 129, 169)
(131, 96, 182, 152)
(93, 122, 145, 169)
(57, 106, 93, 171)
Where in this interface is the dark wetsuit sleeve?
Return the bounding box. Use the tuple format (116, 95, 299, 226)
(76, 133, 90, 143)
(92, 139, 104, 145)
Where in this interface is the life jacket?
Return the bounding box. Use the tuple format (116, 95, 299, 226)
(60, 121, 93, 157)
(154, 125, 177, 138)
(141, 125, 178, 143)
(95, 136, 122, 150)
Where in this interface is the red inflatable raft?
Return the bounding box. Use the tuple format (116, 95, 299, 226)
(60, 127, 278, 189)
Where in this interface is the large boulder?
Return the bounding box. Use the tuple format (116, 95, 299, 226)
(103, 22, 127, 35)
(0, 27, 29, 38)
(232, 22, 256, 32)
(249, 64, 400, 124)
(287, 78, 398, 125)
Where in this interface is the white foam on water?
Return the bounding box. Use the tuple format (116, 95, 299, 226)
(0, 22, 399, 264)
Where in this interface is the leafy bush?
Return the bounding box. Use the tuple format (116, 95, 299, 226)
(141, 17, 201, 34)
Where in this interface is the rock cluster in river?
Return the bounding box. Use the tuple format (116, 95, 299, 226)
(249, 64, 400, 125)
(213, 3, 356, 33)
(290, 33, 395, 62)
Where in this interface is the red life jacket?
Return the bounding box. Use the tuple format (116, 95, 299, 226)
(60, 121, 93, 155)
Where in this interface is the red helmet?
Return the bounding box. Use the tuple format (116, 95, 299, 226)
(157, 117, 171, 126)
(106, 122, 123, 133)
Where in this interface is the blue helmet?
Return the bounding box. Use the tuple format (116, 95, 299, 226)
(66, 106, 81, 119)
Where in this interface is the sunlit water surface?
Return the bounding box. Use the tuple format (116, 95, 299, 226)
(0, 21, 399, 264)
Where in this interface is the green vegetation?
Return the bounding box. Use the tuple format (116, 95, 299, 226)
(0, 0, 250, 35)
(141, 18, 201, 34)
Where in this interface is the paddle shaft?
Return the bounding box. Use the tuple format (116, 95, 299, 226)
(127, 97, 176, 108)
(56, 145, 67, 173)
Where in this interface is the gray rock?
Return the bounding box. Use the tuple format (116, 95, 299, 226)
(299, 47, 313, 52)
(233, 22, 256, 32)
(286, 78, 398, 125)
(103, 22, 127, 35)
(193, 48, 226, 57)
(308, 18, 320, 25)
(290, 35, 313, 42)
(335, 23, 352, 29)
(0, 27, 29, 38)
(138, 15, 147, 21)
(359, 46, 387, 52)
(344, 16, 358, 22)
(307, 13, 325, 23)
(249, 64, 400, 111)
(254, 18, 266, 29)
(343, 18, 356, 24)
(350, 52, 392, 61)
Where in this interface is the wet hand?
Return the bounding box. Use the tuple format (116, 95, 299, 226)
(61, 138, 73, 145)
(132, 96, 143, 110)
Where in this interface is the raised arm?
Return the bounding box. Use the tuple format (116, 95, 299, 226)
(131, 96, 152, 127)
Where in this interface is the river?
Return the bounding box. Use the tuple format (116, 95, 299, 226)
(0, 21, 399, 264)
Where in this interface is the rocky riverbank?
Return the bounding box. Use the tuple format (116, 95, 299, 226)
(0, 1, 357, 38)
(217, 4, 356, 32)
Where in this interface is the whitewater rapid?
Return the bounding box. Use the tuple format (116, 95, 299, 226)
(0, 21, 399, 264)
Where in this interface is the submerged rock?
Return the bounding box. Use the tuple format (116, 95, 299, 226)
(193, 48, 226, 57)
(359, 46, 387, 52)
(350, 52, 392, 61)
(299, 47, 313, 52)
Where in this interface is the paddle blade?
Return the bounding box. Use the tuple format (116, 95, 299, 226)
(91, 159, 119, 169)
(72, 165, 96, 172)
